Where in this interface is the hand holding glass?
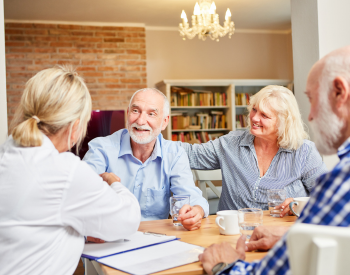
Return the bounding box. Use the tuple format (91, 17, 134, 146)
(267, 189, 287, 217)
(238, 208, 263, 240)
(170, 195, 190, 226)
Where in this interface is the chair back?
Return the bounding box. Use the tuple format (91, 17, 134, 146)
(287, 223, 350, 275)
(192, 169, 222, 181)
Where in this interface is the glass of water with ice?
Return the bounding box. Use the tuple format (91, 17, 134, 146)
(267, 189, 287, 217)
(169, 195, 190, 226)
(238, 208, 263, 240)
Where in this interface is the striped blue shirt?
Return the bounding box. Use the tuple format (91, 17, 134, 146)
(220, 136, 350, 275)
(180, 130, 327, 210)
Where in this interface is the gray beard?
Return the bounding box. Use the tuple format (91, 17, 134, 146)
(310, 92, 344, 155)
(127, 121, 162, 145)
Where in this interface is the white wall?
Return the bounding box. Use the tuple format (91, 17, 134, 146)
(0, 0, 7, 144)
(146, 30, 293, 87)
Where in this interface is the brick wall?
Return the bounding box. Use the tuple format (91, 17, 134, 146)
(5, 22, 147, 125)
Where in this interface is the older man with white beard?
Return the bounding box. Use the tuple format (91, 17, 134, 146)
(83, 88, 209, 232)
(197, 46, 350, 275)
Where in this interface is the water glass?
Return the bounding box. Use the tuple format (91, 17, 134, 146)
(169, 195, 190, 226)
(238, 208, 263, 239)
(267, 189, 287, 217)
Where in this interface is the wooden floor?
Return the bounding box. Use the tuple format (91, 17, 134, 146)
(73, 260, 85, 275)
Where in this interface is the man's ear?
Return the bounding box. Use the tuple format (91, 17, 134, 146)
(161, 115, 170, 131)
(332, 76, 350, 108)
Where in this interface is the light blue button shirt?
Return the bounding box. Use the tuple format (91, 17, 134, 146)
(83, 129, 209, 221)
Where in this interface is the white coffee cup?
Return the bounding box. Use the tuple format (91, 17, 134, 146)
(289, 197, 309, 217)
(215, 210, 240, 235)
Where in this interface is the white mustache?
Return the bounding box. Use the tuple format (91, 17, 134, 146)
(131, 123, 152, 131)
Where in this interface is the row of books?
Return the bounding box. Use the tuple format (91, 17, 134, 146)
(236, 114, 248, 129)
(170, 87, 227, 107)
(235, 93, 251, 106)
(171, 111, 226, 130)
(171, 131, 224, 143)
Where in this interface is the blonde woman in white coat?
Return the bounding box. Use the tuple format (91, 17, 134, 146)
(0, 66, 141, 275)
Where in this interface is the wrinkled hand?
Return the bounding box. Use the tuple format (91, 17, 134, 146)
(245, 226, 289, 252)
(99, 172, 121, 186)
(198, 235, 246, 275)
(86, 236, 105, 243)
(177, 205, 204, 231)
(274, 198, 294, 217)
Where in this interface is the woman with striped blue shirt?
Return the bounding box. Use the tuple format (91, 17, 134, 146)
(180, 85, 327, 212)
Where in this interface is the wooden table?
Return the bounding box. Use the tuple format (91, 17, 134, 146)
(93, 211, 296, 275)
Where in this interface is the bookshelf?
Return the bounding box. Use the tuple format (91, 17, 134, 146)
(156, 79, 291, 142)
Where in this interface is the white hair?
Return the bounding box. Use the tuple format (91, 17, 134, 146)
(247, 85, 309, 150)
(309, 54, 350, 154)
(129, 88, 170, 118)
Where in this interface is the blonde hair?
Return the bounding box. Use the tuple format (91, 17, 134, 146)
(11, 65, 92, 153)
(247, 85, 308, 150)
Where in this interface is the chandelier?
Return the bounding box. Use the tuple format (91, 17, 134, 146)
(179, 0, 235, 41)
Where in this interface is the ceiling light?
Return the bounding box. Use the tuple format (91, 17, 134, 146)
(179, 0, 235, 41)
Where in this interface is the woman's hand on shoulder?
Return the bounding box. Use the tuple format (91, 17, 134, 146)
(99, 172, 121, 186)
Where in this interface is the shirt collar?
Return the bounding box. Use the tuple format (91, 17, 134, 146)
(118, 130, 162, 160)
(238, 130, 293, 153)
(337, 137, 350, 159)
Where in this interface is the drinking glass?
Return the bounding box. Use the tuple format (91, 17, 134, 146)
(238, 208, 263, 240)
(267, 189, 287, 217)
(169, 195, 190, 226)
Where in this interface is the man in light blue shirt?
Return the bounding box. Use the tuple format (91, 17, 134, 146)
(83, 88, 209, 230)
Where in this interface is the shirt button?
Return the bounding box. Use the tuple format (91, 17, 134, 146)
(256, 187, 258, 189)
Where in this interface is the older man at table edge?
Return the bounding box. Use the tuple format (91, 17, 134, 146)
(83, 88, 209, 233)
(199, 46, 350, 275)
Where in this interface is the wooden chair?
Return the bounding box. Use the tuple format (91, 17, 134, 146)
(287, 223, 350, 275)
(192, 169, 222, 215)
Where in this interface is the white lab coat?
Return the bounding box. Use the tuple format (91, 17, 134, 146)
(0, 135, 141, 275)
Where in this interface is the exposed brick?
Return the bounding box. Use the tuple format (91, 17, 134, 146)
(29, 42, 50, 47)
(33, 23, 57, 29)
(50, 42, 73, 47)
(5, 53, 24, 60)
(11, 84, 26, 89)
(24, 29, 48, 35)
(104, 60, 125, 66)
(26, 65, 51, 71)
(120, 78, 141, 83)
(98, 66, 118, 71)
(98, 78, 120, 83)
(8, 36, 34, 41)
(117, 54, 140, 60)
(5, 29, 24, 35)
(79, 72, 104, 77)
(127, 84, 147, 89)
(81, 37, 103, 42)
(6, 42, 25, 47)
(81, 49, 104, 53)
(85, 78, 96, 83)
(35, 36, 57, 41)
(6, 23, 33, 28)
(75, 43, 96, 48)
(7, 59, 33, 65)
(26, 53, 50, 59)
(120, 66, 140, 71)
(126, 61, 146, 66)
(125, 38, 145, 43)
(51, 53, 74, 59)
(96, 32, 116, 37)
(58, 24, 82, 30)
(10, 72, 34, 78)
(8, 48, 30, 53)
(104, 72, 126, 77)
(58, 36, 81, 42)
(34, 48, 56, 53)
(49, 29, 70, 35)
(96, 43, 120, 48)
(59, 48, 81, 53)
(34, 60, 59, 65)
(81, 60, 104, 66)
(117, 32, 139, 38)
(104, 49, 125, 54)
(74, 54, 96, 59)
(7, 66, 26, 71)
(81, 26, 103, 30)
(104, 38, 125, 43)
(118, 43, 139, 49)
(126, 49, 146, 55)
(102, 26, 124, 31)
(76, 66, 96, 71)
(57, 60, 81, 65)
(96, 54, 119, 59)
(71, 31, 94, 36)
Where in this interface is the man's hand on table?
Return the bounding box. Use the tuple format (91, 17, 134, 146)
(99, 172, 121, 186)
(246, 226, 289, 251)
(177, 205, 204, 231)
(198, 235, 246, 275)
(275, 198, 294, 217)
